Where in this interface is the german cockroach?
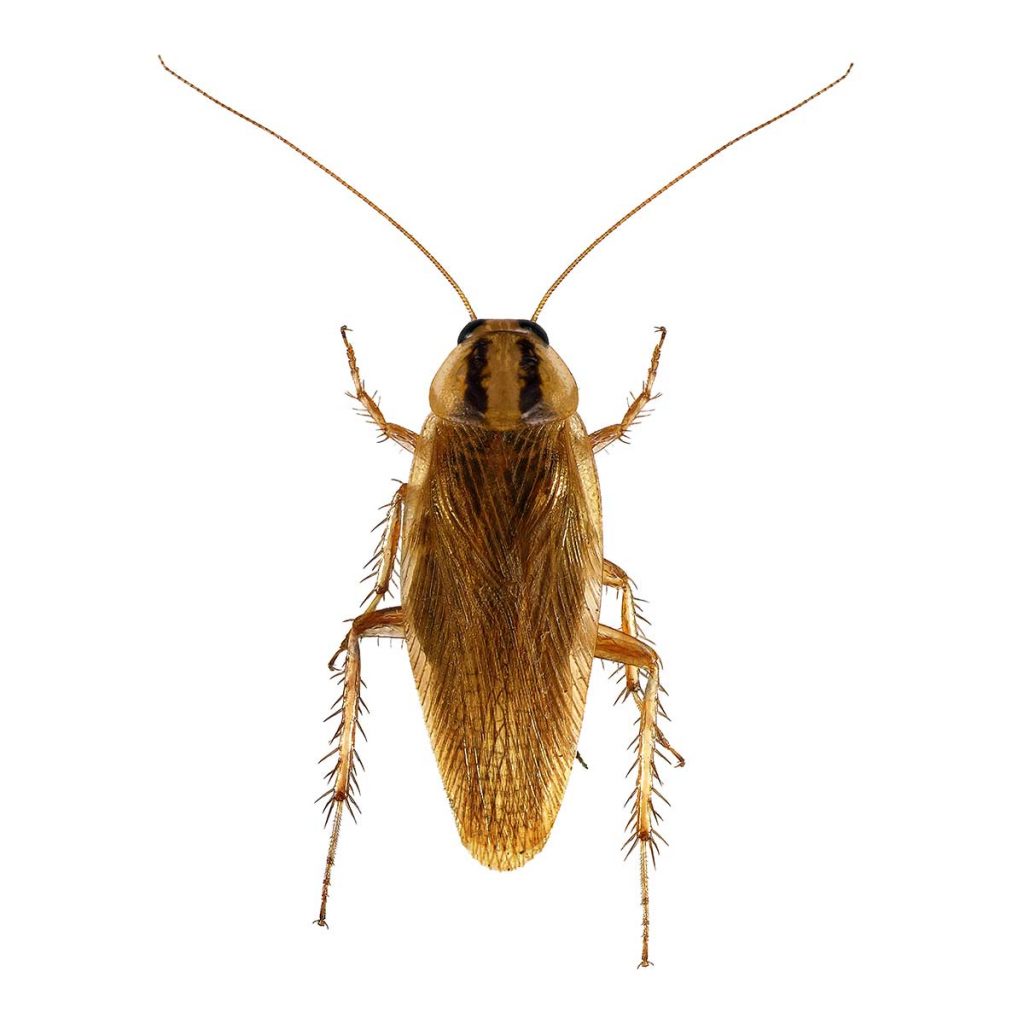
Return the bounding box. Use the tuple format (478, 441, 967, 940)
(160, 57, 852, 966)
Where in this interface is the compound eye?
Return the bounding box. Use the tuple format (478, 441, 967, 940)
(517, 319, 549, 346)
(457, 319, 487, 344)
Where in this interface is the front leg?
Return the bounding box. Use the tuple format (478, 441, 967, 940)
(589, 327, 666, 453)
(341, 326, 419, 452)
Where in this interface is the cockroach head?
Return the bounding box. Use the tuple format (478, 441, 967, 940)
(429, 319, 579, 428)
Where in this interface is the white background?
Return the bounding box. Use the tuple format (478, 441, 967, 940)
(2, 1, 1021, 1021)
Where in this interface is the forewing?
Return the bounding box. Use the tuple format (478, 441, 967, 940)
(402, 417, 602, 868)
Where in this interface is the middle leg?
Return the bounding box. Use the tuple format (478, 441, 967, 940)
(602, 559, 685, 767)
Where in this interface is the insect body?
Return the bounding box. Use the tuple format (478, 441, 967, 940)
(406, 319, 603, 870)
(328, 318, 671, 962)
(161, 57, 852, 965)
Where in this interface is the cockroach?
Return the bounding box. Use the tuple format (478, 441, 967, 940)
(160, 57, 852, 966)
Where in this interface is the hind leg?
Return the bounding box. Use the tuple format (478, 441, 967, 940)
(595, 624, 672, 968)
(317, 606, 404, 926)
(317, 481, 407, 925)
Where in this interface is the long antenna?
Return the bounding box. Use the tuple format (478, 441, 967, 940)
(159, 57, 477, 319)
(531, 63, 853, 321)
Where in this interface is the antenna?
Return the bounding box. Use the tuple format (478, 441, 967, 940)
(159, 57, 477, 319)
(531, 64, 853, 321)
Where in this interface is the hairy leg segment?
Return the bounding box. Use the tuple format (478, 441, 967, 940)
(595, 623, 675, 967)
(317, 481, 407, 925)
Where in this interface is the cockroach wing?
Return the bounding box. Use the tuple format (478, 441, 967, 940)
(401, 415, 603, 869)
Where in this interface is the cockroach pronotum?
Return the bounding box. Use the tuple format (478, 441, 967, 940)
(160, 57, 852, 966)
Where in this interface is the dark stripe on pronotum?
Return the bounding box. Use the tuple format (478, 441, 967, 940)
(517, 339, 542, 414)
(464, 338, 490, 415)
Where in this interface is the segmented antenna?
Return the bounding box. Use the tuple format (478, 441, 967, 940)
(531, 64, 853, 321)
(159, 56, 477, 319)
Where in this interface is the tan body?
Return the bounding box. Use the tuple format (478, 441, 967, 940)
(401, 319, 604, 867)
(161, 55, 851, 964)
(402, 412, 603, 868)
(314, 319, 681, 969)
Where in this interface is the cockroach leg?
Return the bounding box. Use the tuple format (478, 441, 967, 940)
(602, 559, 685, 767)
(595, 623, 666, 968)
(341, 326, 420, 453)
(318, 605, 405, 927)
(588, 327, 666, 454)
(319, 482, 406, 923)
(355, 483, 406, 616)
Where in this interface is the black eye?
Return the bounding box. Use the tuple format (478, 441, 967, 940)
(517, 320, 549, 346)
(458, 319, 487, 344)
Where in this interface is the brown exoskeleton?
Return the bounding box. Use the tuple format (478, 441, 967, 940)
(161, 57, 852, 966)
